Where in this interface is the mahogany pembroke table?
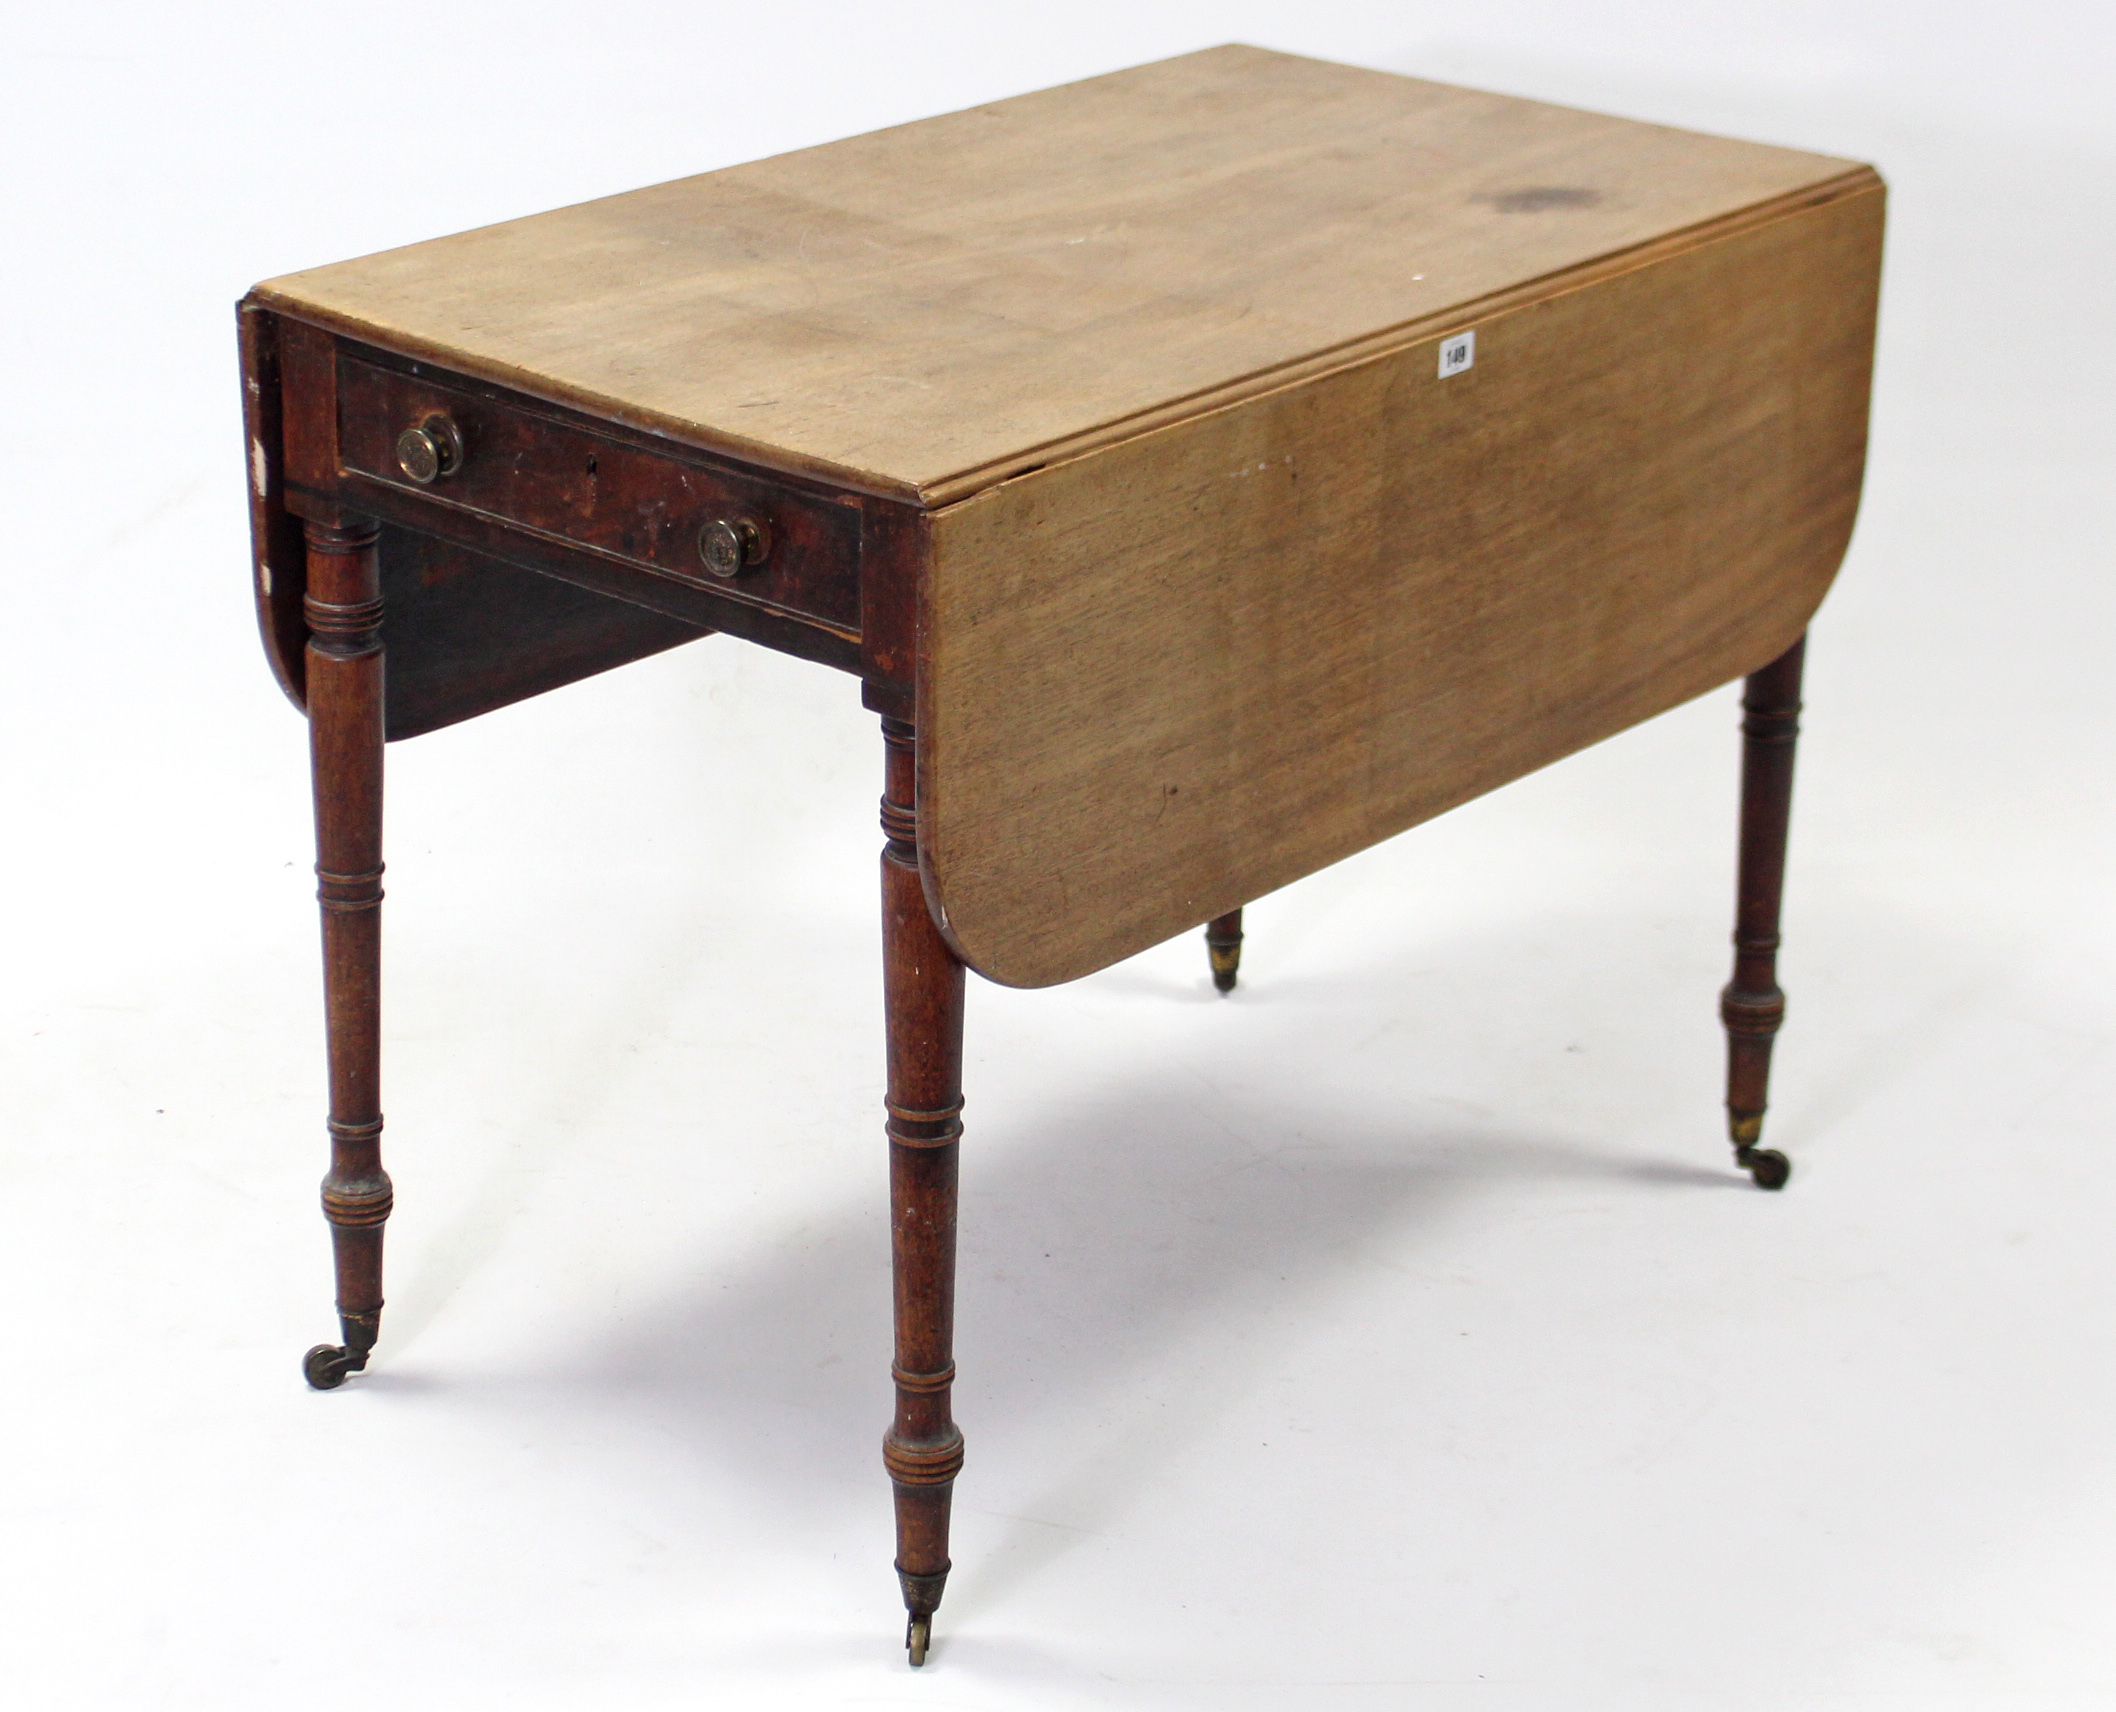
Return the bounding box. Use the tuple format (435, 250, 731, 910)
(237, 46, 1883, 1665)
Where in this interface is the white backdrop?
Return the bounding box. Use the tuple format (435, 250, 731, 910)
(4, 5, 2113, 1708)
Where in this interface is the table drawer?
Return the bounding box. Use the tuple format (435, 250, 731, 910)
(336, 356, 861, 636)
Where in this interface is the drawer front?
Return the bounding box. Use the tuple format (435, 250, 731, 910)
(337, 356, 861, 636)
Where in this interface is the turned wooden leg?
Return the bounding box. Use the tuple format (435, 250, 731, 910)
(1721, 634, 1804, 1191)
(1204, 908, 1244, 993)
(878, 717, 966, 1667)
(300, 516, 393, 1388)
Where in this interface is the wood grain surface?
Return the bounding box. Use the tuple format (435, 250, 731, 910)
(917, 184, 1884, 987)
(248, 45, 1865, 504)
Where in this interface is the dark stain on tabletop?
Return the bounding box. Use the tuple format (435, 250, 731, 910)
(1478, 186, 1604, 213)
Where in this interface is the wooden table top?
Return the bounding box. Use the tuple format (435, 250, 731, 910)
(251, 43, 1865, 507)
(248, 46, 1882, 989)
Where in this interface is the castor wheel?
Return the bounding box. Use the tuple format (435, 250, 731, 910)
(1204, 910, 1244, 994)
(906, 1614, 931, 1667)
(1738, 1146, 1792, 1191)
(302, 1344, 354, 1389)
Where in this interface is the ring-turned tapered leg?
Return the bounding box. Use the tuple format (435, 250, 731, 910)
(1721, 634, 1804, 1191)
(879, 717, 966, 1665)
(300, 516, 394, 1387)
(1205, 909, 1244, 993)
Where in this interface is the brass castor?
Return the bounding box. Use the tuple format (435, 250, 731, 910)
(906, 1614, 932, 1667)
(1738, 1145, 1792, 1191)
(302, 1344, 356, 1389)
(1204, 909, 1244, 995)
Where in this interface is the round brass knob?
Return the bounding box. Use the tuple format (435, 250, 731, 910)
(395, 415, 463, 484)
(697, 516, 770, 578)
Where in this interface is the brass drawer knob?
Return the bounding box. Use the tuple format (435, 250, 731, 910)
(698, 516, 771, 578)
(395, 414, 464, 484)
